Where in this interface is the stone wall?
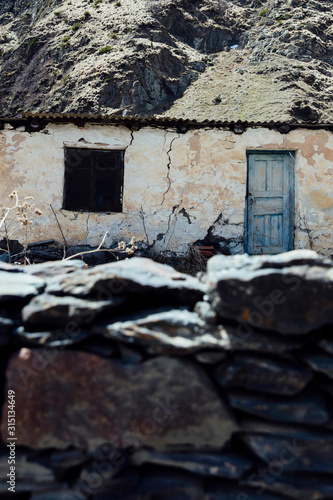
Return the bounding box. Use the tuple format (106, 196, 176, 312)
(0, 250, 333, 499)
(1, 122, 333, 255)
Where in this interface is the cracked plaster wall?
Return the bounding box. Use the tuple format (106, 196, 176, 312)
(0, 123, 333, 255)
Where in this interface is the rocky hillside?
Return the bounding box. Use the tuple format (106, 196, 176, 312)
(0, 0, 333, 121)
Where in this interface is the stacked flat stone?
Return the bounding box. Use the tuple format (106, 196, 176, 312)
(0, 251, 333, 500)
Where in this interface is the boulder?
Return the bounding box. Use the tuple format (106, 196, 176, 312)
(0, 270, 45, 304)
(2, 350, 237, 451)
(25, 259, 85, 279)
(207, 250, 333, 334)
(22, 293, 125, 330)
(212, 354, 312, 395)
(46, 257, 206, 306)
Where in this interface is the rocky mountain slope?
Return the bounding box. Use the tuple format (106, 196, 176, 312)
(0, 0, 333, 121)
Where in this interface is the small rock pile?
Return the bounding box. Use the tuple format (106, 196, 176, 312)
(1, 250, 333, 500)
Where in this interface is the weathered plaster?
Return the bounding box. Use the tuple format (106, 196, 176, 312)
(0, 124, 332, 255)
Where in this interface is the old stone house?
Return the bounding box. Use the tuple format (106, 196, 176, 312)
(0, 113, 332, 256)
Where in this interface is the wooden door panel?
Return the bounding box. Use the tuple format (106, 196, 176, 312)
(271, 161, 284, 192)
(254, 197, 283, 215)
(270, 214, 283, 246)
(253, 214, 283, 249)
(253, 160, 267, 191)
(254, 215, 265, 247)
(246, 152, 294, 255)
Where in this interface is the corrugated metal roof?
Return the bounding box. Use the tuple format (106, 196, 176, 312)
(0, 112, 332, 128)
(24, 112, 268, 125)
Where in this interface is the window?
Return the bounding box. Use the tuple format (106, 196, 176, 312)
(63, 148, 124, 212)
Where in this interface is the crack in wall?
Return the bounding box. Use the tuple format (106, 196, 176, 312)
(128, 129, 135, 148)
(161, 132, 180, 206)
(163, 202, 182, 251)
(124, 128, 135, 153)
(86, 214, 91, 236)
(166, 204, 180, 236)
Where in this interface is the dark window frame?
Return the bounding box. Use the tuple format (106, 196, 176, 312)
(63, 147, 125, 213)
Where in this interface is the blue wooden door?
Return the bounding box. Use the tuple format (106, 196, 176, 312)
(246, 152, 294, 255)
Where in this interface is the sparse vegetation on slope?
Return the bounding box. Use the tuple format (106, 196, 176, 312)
(0, 0, 333, 121)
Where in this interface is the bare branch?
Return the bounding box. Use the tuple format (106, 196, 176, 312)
(64, 231, 109, 261)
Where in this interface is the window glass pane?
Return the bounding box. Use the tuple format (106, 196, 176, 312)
(64, 148, 124, 212)
(65, 149, 91, 170)
(95, 169, 122, 211)
(95, 150, 123, 170)
(93, 151, 123, 211)
(64, 169, 91, 210)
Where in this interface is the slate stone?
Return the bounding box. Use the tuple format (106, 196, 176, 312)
(130, 448, 253, 478)
(50, 449, 88, 473)
(227, 390, 328, 424)
(137, 469, 203, 499)
(79, 337, 116, 358)
(194, 301, 218, 324)
(2, 350, 237, 450)
(97, 309, 231, 355)
(92, 494, 136, 500)
(12, 326, 90, 347)
(90, 468, 140, 497)
(0, 251, 9, 262)
(225, 327, 301, 356)
(302, 354, 333, 379)
(92, 469, 203, 500)
(242, 432, 333, 473)
(213, 355, 312, 395)
(65, 245, 111, 265)
(0, 316, 14, 333)
(0, 271, 45, 303)
(206, 481, 287, 500)
(96, 309, 300, 357)
(207, 250, 333, 334)
(0, 317, 14, 344)
(46, 257, 207, 305)
(25, 259, 85, 279)
(317, 336, 333, 355)
(118, 342, 143, 364)
(0, 455, 55, 482)
(92, 493, 138, 500)
(242, 473, 333, 500)
(318, 380, 333, 399)
(22, 293, 125, 330)
(0, 482, 62, 494)
(239, 418, 333, 439)
(0, 261, 23, 273)
(30, 488, 86, 500)
(194, 350, 228, 364)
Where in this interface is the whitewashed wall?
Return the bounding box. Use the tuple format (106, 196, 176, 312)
(0, 122, 332, 255)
